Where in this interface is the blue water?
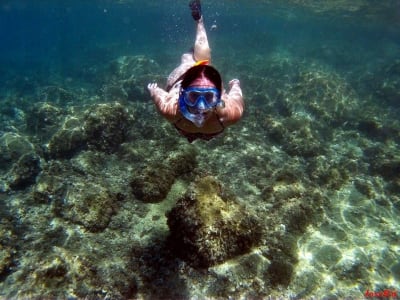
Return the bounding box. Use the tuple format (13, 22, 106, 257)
(1, 1, 400, 298)
(1, 1, 399, 83)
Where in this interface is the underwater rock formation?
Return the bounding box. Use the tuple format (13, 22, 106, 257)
(47, 102, 132, 158)
(6, 152, 41, 190)
(0, 217, 16, 279)
(102, 55, 164, 102)
(83, 102, 132, 153)
(0, 132, 35, 170)
(26, 102, 64, 139)
(47, 116, 87, 158)
(264, 115, 324, 158)
(58, 181, 125, 232)
(33, 158, 125, 232)
(258, 168, 327, 286)
(374, 60, 400, 107)
(0, 132, 41, 191)
(167, 176, 262, 268)
(38, 86, 76, 106)
(364, 145, 400, 180)
(131, 146, 197, 203)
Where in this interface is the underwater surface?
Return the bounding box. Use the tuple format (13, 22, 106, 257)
(1, 0, 400, 298)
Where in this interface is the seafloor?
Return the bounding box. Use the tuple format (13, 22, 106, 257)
(1, 7, 400, 300)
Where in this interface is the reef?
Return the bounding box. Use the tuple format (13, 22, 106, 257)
(131, 146, 197, 203)
(167, 176, 263, 268)
(47, 102, 132, 158)
(374, 60, 400, 107)
(0, 41, 399, 299)
(26, 102, 64, 140)
(0, 133, 41, 192)
(101, 55, 164, 103)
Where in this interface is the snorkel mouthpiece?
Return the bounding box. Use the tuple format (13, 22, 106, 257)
(192, 114, 207, 127)
(179, 93, 210, 127)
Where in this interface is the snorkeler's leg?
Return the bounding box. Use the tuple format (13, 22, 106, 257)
(189, 1, 210, 61)
(193, 16, 211, 62)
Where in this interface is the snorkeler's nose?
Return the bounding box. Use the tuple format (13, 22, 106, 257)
(197, 99, 207, 110)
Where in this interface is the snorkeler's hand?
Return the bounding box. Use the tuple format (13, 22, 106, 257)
(147, 83, 158, 97)
(229, 79, 240, 88)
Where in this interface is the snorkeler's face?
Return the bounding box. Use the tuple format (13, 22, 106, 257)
(179, 84, 221, 128)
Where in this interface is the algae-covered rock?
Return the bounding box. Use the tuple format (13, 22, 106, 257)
(364, 145, 400, 180)
(26, 102, 64, 139)
(0, 220, 16, 278)
(55, 180, 124, 232)
(32, 158, 125, 232)
(0, 132, 35, 170)
(265, 116, 324, 158)
(0, 132, 41, 191)
(131, 167, 175, 203)
(102, 55, 163, 102)
(6, 152, 41, 190)
(131, 146, 197, 203)
(374, 60, 400, 107)
(167, 176, 262, 268)
(48, 102, 132, 158)
(47, 116, 87, 158)
(15, 248, 101, 298)
(83, 102, 132, 153)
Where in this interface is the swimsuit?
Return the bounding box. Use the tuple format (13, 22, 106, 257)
(173, 114, 225, 143)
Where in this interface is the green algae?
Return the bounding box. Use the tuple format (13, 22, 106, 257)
(167, 176, 263, 268)
(0, 49, 399, 299)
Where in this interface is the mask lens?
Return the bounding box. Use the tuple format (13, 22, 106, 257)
(183, 88, 220, 107)
(204, 91, 217, 105)
(187, 91, 202, 104)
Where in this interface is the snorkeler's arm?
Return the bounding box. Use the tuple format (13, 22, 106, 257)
(218, 79, 244, 126)
(147, 83, 179, 122)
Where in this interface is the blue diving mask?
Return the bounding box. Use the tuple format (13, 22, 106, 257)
(178, 87, 224, 127)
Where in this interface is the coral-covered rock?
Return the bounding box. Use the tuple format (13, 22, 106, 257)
(364, 145, 400, 180)
(0, 132, 40, 191)
(32, 161, 70, 204)
(167, 176, 262, 268)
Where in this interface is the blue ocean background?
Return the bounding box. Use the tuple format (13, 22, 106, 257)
(0, 0, 399, 298)
(2, 1, 399, 84)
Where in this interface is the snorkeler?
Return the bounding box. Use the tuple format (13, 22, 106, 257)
(147, 0, 244, 143)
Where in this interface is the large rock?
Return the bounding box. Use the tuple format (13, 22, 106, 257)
(47, 102, 132, 158)
(167, 176, 262, 268)
(131, 146, 197, 203)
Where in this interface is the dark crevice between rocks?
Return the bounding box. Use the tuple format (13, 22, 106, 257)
(131, 236, 189, 300)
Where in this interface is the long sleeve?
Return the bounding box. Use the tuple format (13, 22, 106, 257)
(218, 81, 244, 127)
(150, 85, 180, 123)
